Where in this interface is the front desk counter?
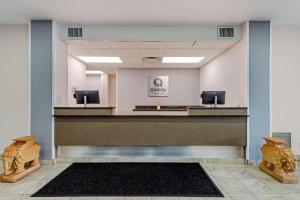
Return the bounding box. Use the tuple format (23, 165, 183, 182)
(54, 107, 248, 159)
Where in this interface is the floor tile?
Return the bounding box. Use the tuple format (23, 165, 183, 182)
(24, 179, 51, 195)
(206, 167, 235, 179)
(281, 193, 300, 200)
(70, 197, 123, 200)
(238, 179, 277, 194)
(45, 166, 69, 179)
(0, 160, 299, 199)
(18, 195, 71, 200)
(21, 166, 54, 181)
(245, 167, 272, 179)
(203, 196, 232, 200)
(216, 179, 251, 194)
(287, 182, 300, 193)
(0, 182, 8, 192)
(0, 179, 40, 195)
(254, 194, 284, 200)
(229, 194, 258, 200)
(0, 195, 20, 200)
(227, 167, 256, 179)
(259, 178, 297, 194)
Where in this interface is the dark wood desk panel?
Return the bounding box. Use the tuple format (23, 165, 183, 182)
(188, 107, 248, 116)
(54, 115, 247, 147)
(54, 107, 248, 158)
(54, 107, 115, 116)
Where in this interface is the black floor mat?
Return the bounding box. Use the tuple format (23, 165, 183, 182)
(32, 162, 223, 197)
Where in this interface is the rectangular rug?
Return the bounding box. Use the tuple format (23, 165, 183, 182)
(32, 162, 223, 197)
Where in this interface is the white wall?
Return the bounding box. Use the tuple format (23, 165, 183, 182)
(272, 26, 300, 155)
(86, 75, 101, 91)
(199, 23, 248, 107)
(108, 75, 116, 107)
(67, 56, 86, 106)
(86, 74, 105, 106)
(117, 68, 200, 114)
(0, 26, 29, 152)
(67, 56, 111, 107)
(53, 22, 68, 107)
(100, 74, 109, 106)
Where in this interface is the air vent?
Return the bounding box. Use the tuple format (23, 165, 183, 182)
(143, 57, 162, 64)
(68, 27, 83, 38)
(218, 27, 236, 39)
(272, 132, 291, 148)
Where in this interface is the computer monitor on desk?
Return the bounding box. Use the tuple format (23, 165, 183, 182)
(201, 91, 225, 107)
(75, 90, 100, 107)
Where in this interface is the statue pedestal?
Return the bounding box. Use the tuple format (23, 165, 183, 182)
(259, 162, 298, 184)
(0, 163, 41, 183)
(0, 136, 41, 183)
(259, 137, 299, 184)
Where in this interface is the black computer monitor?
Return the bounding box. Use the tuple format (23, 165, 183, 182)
(201, 91, 225, 106)
(75, 90, 100, 104)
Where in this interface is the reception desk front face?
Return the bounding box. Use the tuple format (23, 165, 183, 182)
(54, 107, 248, 155)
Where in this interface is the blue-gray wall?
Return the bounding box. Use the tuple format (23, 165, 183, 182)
(30, 20, 53, 160)
(249, 21, 271, 161)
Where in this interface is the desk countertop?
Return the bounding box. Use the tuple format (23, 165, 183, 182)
(133, 108, 188, 111)
(54, 107, 115, 109)
(133, 106, 247, 111)
(188, 107, 248, 109)
(53, 107, 248, 117)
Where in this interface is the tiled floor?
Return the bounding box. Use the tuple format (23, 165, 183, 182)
(0, 158, 300, 200)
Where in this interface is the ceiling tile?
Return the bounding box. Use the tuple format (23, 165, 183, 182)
(164, 49, 190, 56)
(140, 49, 164, 57)
(186, 48, 225, 56)
(68, 48, 92, 57)
(68, 40, 238, 73)
(138, 41, 166, 48)
(143, 63, 162, 68)
(121, 57, 143, 64)
(193, 40, 237, 49)
(113, 49, 140, 57)
(77, 41, 112, 48)
(89, 49, 117, 56)
(165, 42, 194, 48)
(111, 41, 139, 48)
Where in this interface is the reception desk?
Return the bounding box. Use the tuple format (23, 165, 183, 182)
(54, 107, 248, 158)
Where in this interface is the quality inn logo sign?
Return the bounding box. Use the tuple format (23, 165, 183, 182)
(148, 76, 169, 97)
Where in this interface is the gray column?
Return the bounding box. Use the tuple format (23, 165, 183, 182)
(30, 20, 53, 160)
(249, 21, 271, 161)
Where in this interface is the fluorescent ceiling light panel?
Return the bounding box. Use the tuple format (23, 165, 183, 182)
(78, 56, 122, 63)
(86, 70, 104, 75)
(162, 57, 204, 63)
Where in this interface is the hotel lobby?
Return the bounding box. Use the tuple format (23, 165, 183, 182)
(1, 0, 300, 199)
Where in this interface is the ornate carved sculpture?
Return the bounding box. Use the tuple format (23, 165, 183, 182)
(0, 136, 41, 183)
(259, 137, 298, 184)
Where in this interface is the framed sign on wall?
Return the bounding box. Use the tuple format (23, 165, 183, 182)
(148, 76, 169, 97)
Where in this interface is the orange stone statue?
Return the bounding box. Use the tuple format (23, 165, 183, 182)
(0, 136, 41, 183)
(259, 137, 298, 184)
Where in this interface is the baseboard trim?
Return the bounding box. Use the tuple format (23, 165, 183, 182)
(246, 160, 259, 166)
(40, 159, 56, 165)
(57, 146, 243, 158)
(55, 156, 245, 164)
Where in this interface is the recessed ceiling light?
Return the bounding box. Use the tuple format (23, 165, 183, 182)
(78, 56, 122, 63)
(162, 57, 204, 63)
(86, 70, 104, 75)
